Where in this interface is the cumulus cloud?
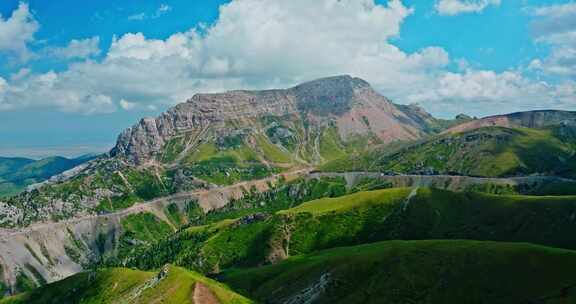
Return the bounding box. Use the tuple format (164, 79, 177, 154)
(2, 0, 443, 113)
(0, 2, 39, 60)
(528, 3, 576, 80)
(435, 0, 500, 16)
(406, 69, 576, 117)
(47, 36, 101, 59)
(128, 3, 172, 21)
(120, 99, 136, 110)
(0, 0, 574, 118)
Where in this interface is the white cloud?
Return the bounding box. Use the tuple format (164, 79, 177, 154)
(435, 0, 501, 16)
(120, 98, 136, 110)
(127, 13, 146, 21)
(47, 36, 101, 59)
(158, 4, 172, 14)
(128, 3, 172, 21)
(0, 0, 574, 118)
(0, 2, 39, 60)
(527, 3, 576, 80)
(406, 69, 576, 117)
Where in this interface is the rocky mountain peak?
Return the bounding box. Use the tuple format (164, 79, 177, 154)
(289, 75, 372, 116)
(111, 75, 430, 165)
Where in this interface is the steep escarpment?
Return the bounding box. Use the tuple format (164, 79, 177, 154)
(0, 170, 310, 296)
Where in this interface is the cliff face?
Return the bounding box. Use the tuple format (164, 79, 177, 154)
(446, 110, 576, 134)
(111, 75, 429, 164)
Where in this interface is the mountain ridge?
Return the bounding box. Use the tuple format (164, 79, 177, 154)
(111, 75, 430, 165)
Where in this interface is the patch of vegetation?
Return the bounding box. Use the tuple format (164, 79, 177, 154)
(23, 244, 43, 266)
(63, 246, 82, 265)
(112, 177, 349, 270)
(66, 228, 87, 252)
(183, 141, 277, 185)
(164, 203, 184, 227)
(38, 244, 53, 266)
(120, 212, 173, 245)
(23, 264, 46, 286)
(255, 135, 292, 164)
(193, 177, 348, 226)
(96, 168, 174, 212)
(319, 126, 347, 162)
(95, 233, 107, 256)
(14, 271, 35, 294)
(160, 136, 185, 163)
(218, 134, 245, 149)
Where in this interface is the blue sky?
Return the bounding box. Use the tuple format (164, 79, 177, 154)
(0, 0, 574, 158)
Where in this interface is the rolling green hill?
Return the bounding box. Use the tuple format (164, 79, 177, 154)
(0, 155, 97, 197)
(0, 265, 251, 304)
(221, 240, 576, 304)
(322, 126, 576, 177)
(115, 187, 576, 275)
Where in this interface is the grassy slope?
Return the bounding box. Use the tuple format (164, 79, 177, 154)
(182, 140, 276, 185)
(322, 126, 576, 177)
(255, 134, 292, 164)
(116, 177, 350, 271)
(0, 158, 34, 176)
(1, 266, 251, 304)
(117, 186, 576, 275)
(221, 240, 576, 304)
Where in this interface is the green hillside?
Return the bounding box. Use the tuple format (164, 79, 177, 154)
(115, 187, 576, 275)
(0, 155, 97, 197)
(0, 158, 35, 176)
(1, 265, 251, 304)
(221, 240, 576, 304)
(322, 126, 576, 177)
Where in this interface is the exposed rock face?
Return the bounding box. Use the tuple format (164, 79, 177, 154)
(446, 110, 576, 134)
(0, 169, 308, 294)
(112, 75, 429, 164)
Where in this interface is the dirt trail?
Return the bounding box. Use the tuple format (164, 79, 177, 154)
(193, 282, 220, 304)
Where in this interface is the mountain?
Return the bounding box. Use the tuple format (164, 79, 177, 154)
(0, 155, 97, 197)
(0, 158, 35, 177)
(111, 75, 431, 165)
(0, 75, 437, 229)
(0, 265, 251, 304)
(221, 240, 576, 304)
(2, 75, 576, 302)
(322, 110, 576, 177)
